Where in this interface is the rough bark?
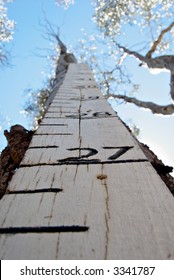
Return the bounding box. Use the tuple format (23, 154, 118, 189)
(139, 142, 174, 196)
(0, 125, 34, 199)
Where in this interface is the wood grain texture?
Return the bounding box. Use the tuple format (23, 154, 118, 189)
(0, 63, 174, 260)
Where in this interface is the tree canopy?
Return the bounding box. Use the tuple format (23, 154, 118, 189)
(56, 0, 174, 115)
(55, 0, 74, 9)
(94, 0, 173, 36)
(93, 1, 174, 115)
(22, 0, 174, 129)
(0, 0, 15, 66)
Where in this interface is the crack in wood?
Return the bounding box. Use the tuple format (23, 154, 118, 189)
(56, 233, 60, 259)
(51, 173, 56, 189)
(48, 193, 57, 226)
(78, 90, 83, 154)
(73, 89, 83, 181)
(1, 197, 14, 227)
(0, 226, 89, 234)
(100, 165, 110, 260)
(38, 193, 44, 212)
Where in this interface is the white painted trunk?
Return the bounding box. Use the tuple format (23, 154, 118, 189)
(0, 64, 174, 259)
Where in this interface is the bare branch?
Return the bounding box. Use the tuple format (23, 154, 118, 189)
(116, 43, 145, 63)
(146, 21, 174, 58)
(41, 17, 67, 54)
(116, 43, 174, 71)
(107, 94, 174, 115)
(116, 43, 174, 102)
(0, 47, 12, 68)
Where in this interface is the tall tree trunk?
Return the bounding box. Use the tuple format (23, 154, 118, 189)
(0, 49, 174, 259)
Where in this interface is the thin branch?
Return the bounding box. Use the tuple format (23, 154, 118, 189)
(41, 17, 67, 54)
(116, 43, 147, 64)
(146, 21, 174, 58)
(0, 48, 11, 68)
(107, 94, 174, 115)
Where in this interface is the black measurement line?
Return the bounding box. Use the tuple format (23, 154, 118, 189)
(28, 146, 59, 149)
(19, 159, 148, 168)
(34, 133, 73, 136)
(8, 188, 62, 195)
(0, 226, 89, 234)
(39, 124, 68, 126)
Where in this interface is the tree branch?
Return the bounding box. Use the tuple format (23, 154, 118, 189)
(117, 43, 174, 70)
(41, 17, 67, 54)
(107, 94, 174, 115)
(116, 43, 174, 102)
(170, 72, 174, 101)
(116, 43, 146, 63)
(146, 21, 174, 58)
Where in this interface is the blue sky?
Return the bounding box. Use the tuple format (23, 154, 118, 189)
(0, 0, 174, 174)
(0, 0, 94, 143)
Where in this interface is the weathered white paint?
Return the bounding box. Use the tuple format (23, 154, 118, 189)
(0, 63, 174, 260)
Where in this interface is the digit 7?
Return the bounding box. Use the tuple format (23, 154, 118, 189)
(103, 146, 134, 160)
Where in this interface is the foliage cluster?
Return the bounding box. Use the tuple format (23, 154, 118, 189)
(0, 0, 15, 66)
